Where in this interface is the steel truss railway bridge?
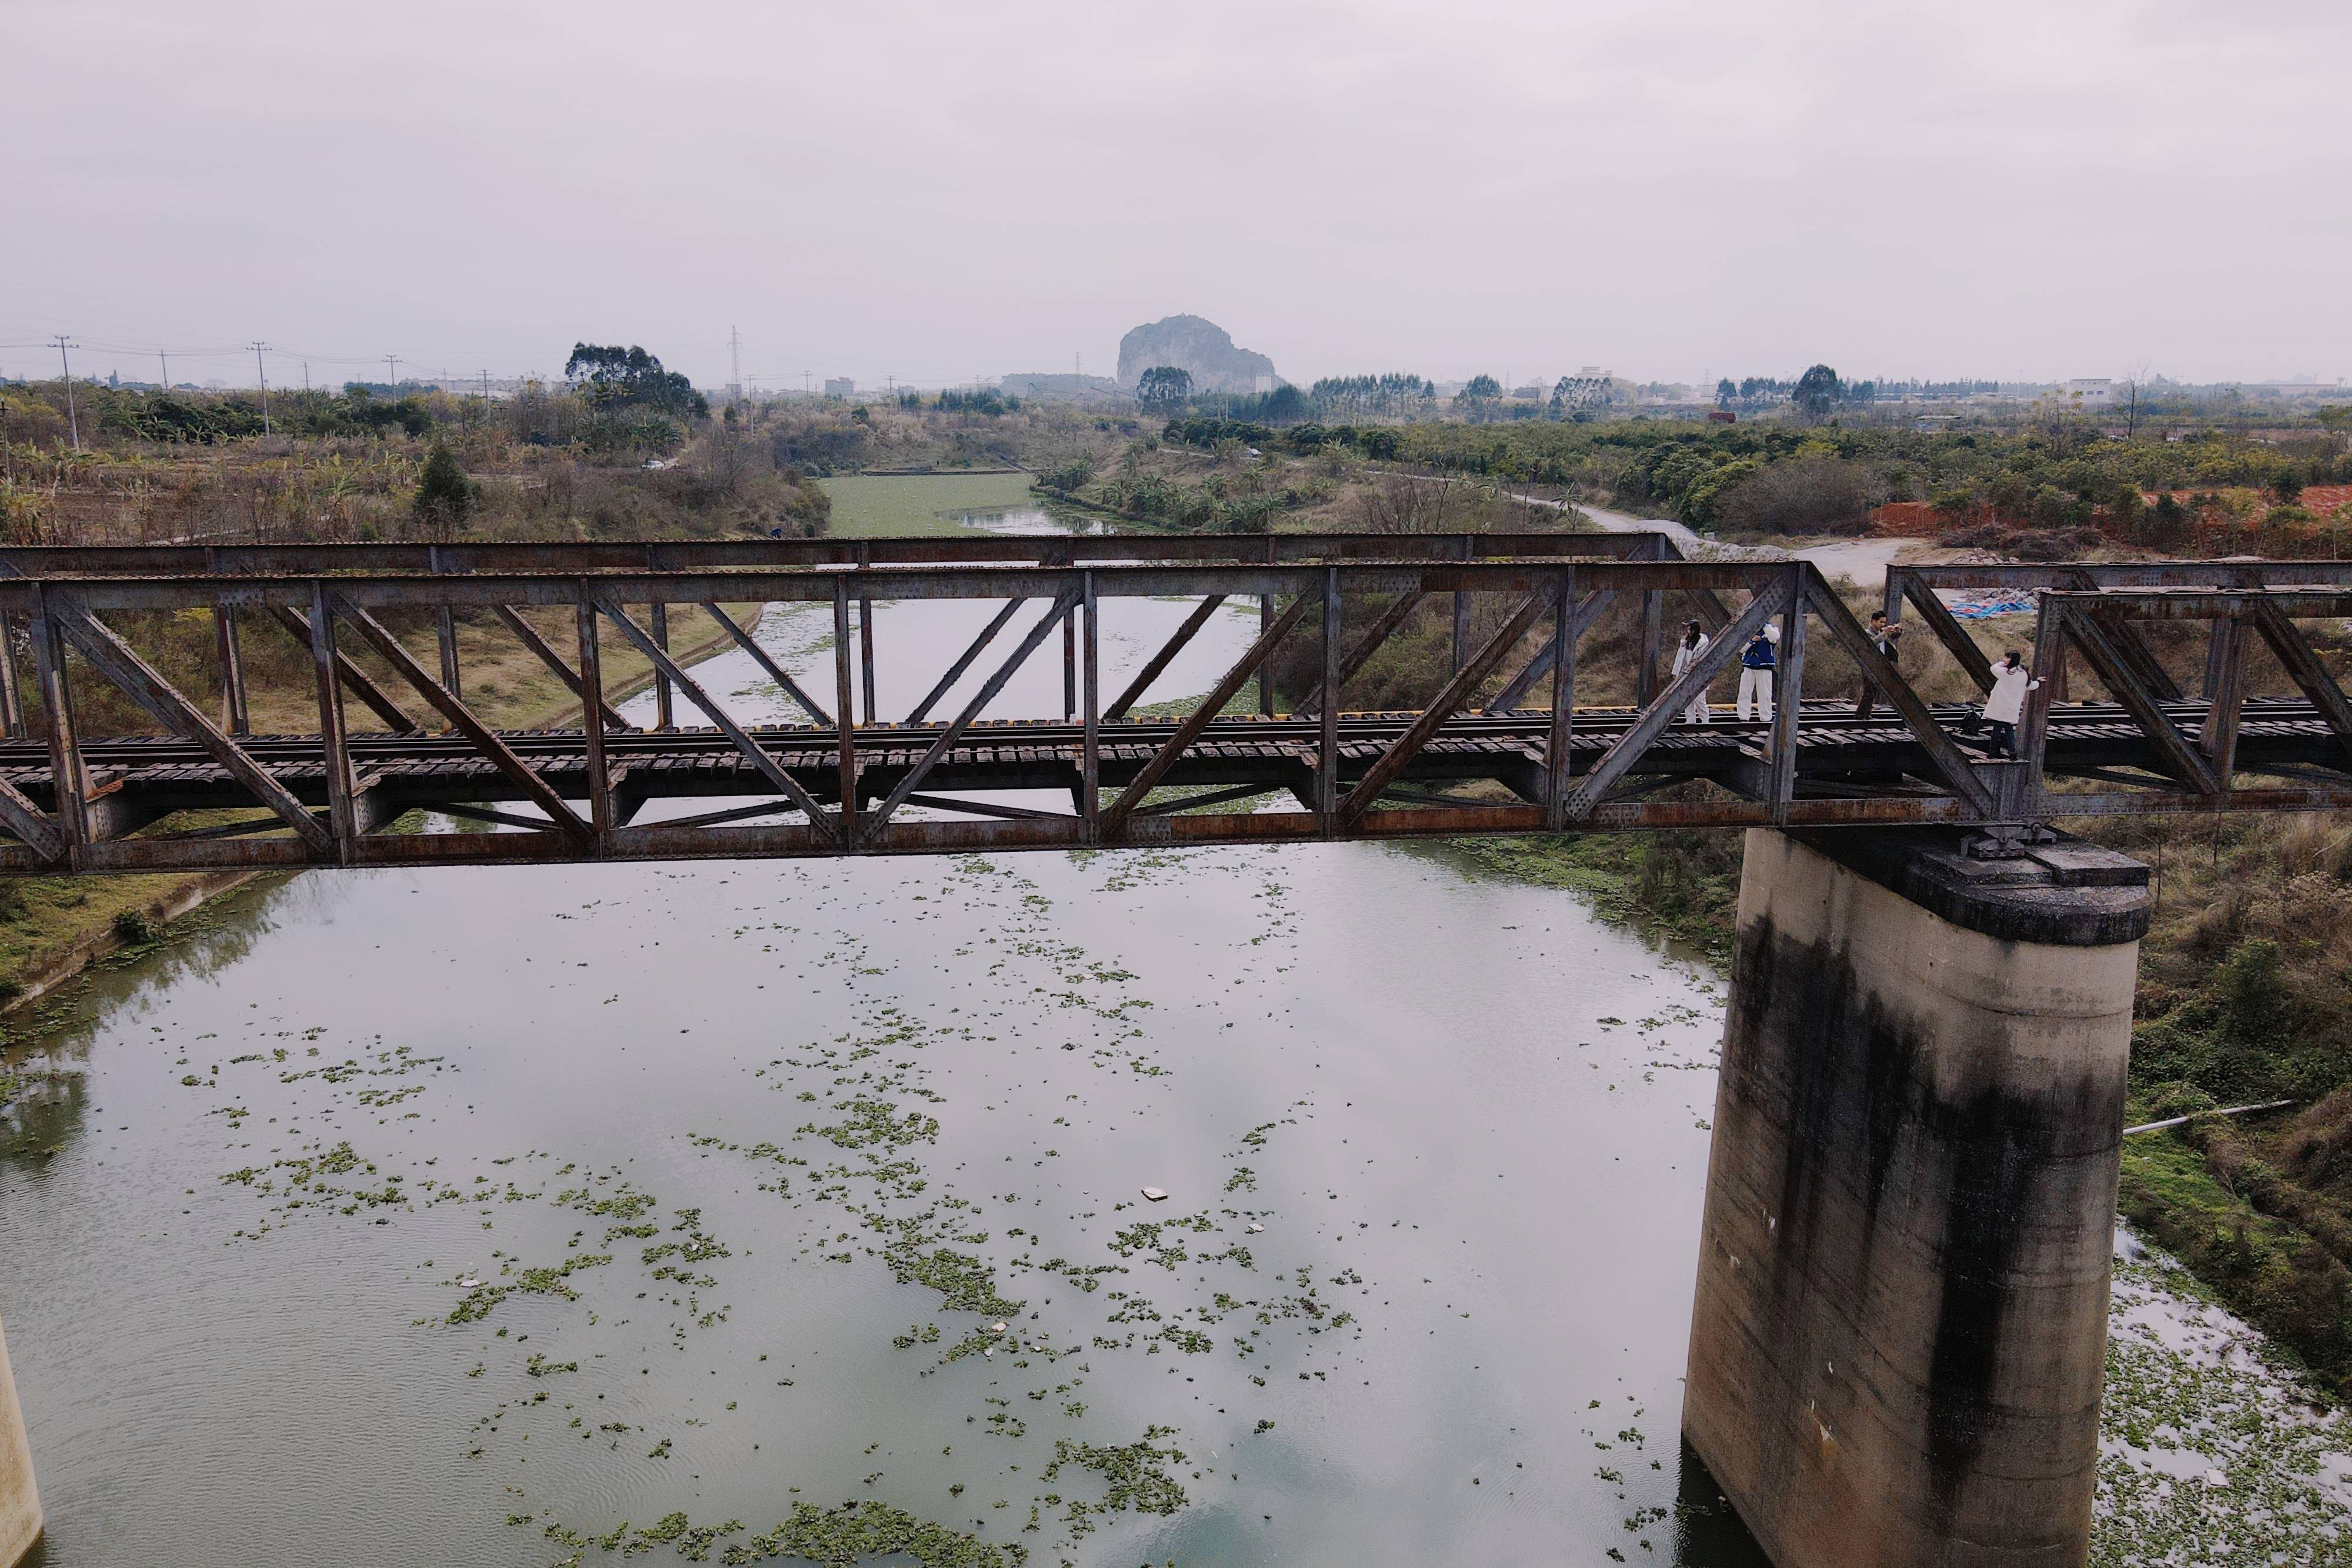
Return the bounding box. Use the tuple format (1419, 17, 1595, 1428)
(5, 528, 2352, 1568)
(0, 531, 2342, 874)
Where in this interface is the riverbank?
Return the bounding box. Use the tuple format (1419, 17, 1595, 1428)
(0, 600, 766, 1020)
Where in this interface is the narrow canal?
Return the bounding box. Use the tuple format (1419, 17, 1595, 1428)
(2, 490, 2346, 1566)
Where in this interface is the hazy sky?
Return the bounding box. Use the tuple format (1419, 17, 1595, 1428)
(6, 1, 2347, 391)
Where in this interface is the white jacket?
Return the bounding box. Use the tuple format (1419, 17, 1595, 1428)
(1982, 665, 2039, 726)
(1671, 634, 1709, 677)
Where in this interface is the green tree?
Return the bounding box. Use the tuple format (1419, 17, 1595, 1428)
(412, 444, 476, 539)
(1456, 375, 1501, 403)
(1792, 364, 1842, 422)
(1136, 366, 1194, 407)
(1715, 377, 1736, 409)
(564, 343, 709, 420)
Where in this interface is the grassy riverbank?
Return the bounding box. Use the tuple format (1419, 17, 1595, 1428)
(0, 600, 766, 1011)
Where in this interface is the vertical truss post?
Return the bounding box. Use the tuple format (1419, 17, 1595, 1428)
(1319, 568, 1341, 831)
(1451, 588, 1470, 677)
(430, 547, 463, 701)
(1638, 589, 1665, 707)
(649, 599, 674, 730)
(575, 587, 613, 835)
(435, 609, 460, 701)
(0, 614, 24, 740)
(858, 594, 877, 726)
(1547, 567, 1576, 831)
(1081, 573, 1100, 840)
(29, 593, 90, 858)
(1259, 591, 1275, 716)
(2200, 610, 2249, 783)
(308, 582, 356, 857)
(213, 601, 249, 736)
(1766, 566, 1808, 823)
(2021, 595, 2064, 816)
(1063, 603, 1077, 721)
(834, 579, 859, 838)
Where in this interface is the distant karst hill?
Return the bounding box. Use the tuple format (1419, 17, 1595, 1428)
(1115, 316, 1279, 394)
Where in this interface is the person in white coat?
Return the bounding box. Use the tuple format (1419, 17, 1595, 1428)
(1735, 621, 1780, 723)
(1980, 650, 2040, 758)
(1671, 620, 1711, 723)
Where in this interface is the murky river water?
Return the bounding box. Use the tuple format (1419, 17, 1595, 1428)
(4, 500, 2346, 1567)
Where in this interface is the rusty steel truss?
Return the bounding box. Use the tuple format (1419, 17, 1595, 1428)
(0, 534, 2344, 873)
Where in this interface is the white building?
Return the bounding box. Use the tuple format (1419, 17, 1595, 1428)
(823, 377, 855, 397)
(2063, 378, 2113, 404)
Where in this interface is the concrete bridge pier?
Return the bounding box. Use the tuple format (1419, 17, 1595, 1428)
(1, 1318, 38, 1566)
(1685, 827, 2149, 1568)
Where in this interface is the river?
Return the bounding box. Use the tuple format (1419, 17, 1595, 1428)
(2, 491, 2347, 1566)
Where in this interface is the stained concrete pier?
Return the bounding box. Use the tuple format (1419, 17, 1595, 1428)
(1685, 827, 2149, 1568)
(1, 1318, 39, 1567)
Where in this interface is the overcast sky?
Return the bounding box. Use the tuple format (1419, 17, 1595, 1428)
(6, 1, 2347, 392)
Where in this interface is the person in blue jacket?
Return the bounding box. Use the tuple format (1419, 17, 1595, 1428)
(1736, 622, 1780, 722)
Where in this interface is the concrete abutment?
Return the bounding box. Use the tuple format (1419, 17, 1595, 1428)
(1685, 827, 2149, 1568)
(0, 1318, 39, 1567)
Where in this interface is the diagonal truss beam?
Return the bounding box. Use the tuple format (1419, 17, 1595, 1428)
(1105, 594, 1228, 721)
(1336, 589, 1552, 825)
(54, 598, 335, 853)
(2248, 599, 2352, 770)
(1899, 574, 1996, 693)
(595, 599, 842, 842)
(1100, 594, 1311, 837)
(1491, 589, 1616, 711)
(2065, 570, 2183, 702)
(1561, 581, 1790, 821)
(268, 603, 420, 731)
(871, 589, 1081, 830)
(699, 603, 830, 726)
(493, 603, 630, 731)
(338, 600, 591, 839)
(1297, 590, 1421, 717)
(2062, 605, 2220, 794)
(0, 773, 61, 860)
(907, 597, 1027, 724)
(1805, 577, 1996, 814)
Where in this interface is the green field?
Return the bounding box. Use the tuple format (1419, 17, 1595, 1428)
(817, 472, 1048, 536)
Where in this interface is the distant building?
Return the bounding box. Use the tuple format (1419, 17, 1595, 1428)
(2064, 378, 2113, 404)
(1708, 409, 1736, 425)
(824, 377, 855, 397)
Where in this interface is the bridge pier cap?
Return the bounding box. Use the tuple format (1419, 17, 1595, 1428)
(1686, 827, 2147, 1568)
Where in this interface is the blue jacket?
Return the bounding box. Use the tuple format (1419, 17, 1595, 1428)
(1740, 635, 1776, 670)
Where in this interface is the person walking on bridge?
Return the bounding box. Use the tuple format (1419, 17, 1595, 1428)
(1980, 650, 2040, 759)
(1735, 621, 1779, 723)
(1672, 620, 1712, 723)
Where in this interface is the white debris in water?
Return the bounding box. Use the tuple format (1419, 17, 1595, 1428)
(1141, 1186, 1168, 1202)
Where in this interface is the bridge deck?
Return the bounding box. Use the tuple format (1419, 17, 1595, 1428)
(3, 693, 2345, 871)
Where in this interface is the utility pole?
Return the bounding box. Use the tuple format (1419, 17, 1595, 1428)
(729, 325, 743, 403)
(51, 336, 80, 451)
(386, 355, 400, 397)
(302, 360, 311, 392)
(251, 342, 272, 433)
(159, 349, 170, 390)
